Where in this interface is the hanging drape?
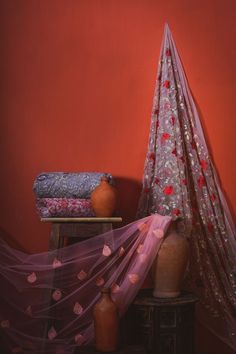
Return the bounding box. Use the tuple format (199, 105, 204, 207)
(137, 24, 236, 350)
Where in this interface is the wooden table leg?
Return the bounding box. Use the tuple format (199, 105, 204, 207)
(49, 223, 64, 251)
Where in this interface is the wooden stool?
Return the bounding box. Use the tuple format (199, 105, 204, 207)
(41, 217, 123, 251)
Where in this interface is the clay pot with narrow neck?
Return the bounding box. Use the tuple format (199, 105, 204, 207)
(152, 220, 190, 298)
(93, 287, 119, 352)
(91, 177, 117, 217)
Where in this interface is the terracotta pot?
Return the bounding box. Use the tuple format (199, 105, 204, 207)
(93, 287, 119, 352)
(152, 221, 190, 298)
(91, 177, 117, 217)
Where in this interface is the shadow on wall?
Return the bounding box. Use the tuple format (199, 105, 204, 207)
(114, 176, 143, 225)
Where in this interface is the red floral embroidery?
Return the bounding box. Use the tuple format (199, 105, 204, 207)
(179, 156, 185, 163)
(201, 160, 207, 171)
(163, 80, 170, 88)
(149, 152, 155, 161)
(207, 222, 214, 233)
(154, 108, 159, 115)
(172, 147, 177, 156)
(211, 193, 216, 202)
(171, 116, 175, 125)
(172, 208, 180, 216)
(156, 120, 159, 129)
(144, 187, 150, 193)
(191, 141, 197, 150)
(166, 48, 171, 57)
(154, 177, 160, 184)
(197, 175, 205, 188)
(161, 133, 170, 142)
(182, 179, 187, 185)
(163, 186, 174, 195)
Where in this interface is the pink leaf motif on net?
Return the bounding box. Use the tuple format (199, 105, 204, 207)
(52, 289, 62, 302)
(73, 302, 83, 315)
(77, 270, 87, 281)
(128, 274, 140, 284)
(137, 223, 148, 232)
(1, 320, 10, 328)
(102, 245, 112, 257)
(74, 333, 84, 345)
(153, 228, 164, 239)
(118, 246, 125, 257)
(48, 326, 57, 340)
(137, 244, 144, 254)
(139, 253, 148, 263)
(25, 305, 32, 316)
(27, 272, 37, 284)
(111, 283, 120, 294)
(52, 258, 62, 269)
(96, 277, 105, 286)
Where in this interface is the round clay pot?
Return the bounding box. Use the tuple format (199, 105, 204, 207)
(152, 221, 190, 298)
(91, 177, 117, 217)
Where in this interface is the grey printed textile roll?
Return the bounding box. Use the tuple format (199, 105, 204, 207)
(33, 172, 114, 199)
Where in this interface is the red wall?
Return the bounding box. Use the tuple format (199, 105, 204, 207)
(1, 2, 236, 352)
(1, 0, 236, 253)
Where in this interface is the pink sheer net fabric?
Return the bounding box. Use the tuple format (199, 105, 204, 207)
(0, 215, 171, 354)
(137, 24, 236, 349)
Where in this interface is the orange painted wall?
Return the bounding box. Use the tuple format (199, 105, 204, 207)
(1, 0, 236, 255)
(1, 2, 236, 353)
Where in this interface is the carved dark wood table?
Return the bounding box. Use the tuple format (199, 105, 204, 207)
(122, 289, 198, 354)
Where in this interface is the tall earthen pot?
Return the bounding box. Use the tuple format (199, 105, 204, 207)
(93, 287, 119, 352)
(152, 221, 190, 298)
(91, 176, 117, 217)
